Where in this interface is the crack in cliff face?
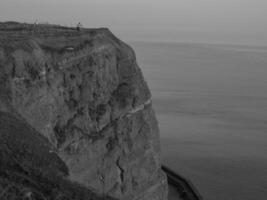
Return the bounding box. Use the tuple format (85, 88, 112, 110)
(116, 158, 124, 187)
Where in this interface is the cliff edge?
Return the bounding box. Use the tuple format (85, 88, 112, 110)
(0, 22, 168, 200)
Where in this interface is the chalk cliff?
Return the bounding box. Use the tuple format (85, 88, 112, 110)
(0, 22, 168, 200)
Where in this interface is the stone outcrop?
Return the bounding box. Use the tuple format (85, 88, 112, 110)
(0, 22, 168, 200)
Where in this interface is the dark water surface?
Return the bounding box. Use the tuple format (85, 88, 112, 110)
(131, 42, 267, 200)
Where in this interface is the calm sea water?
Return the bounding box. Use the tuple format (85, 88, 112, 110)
(131, 42, 267, 200)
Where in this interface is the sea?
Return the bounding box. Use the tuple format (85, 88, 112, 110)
(130, 41, 267, 200)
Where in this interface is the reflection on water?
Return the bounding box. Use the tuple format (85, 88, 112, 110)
(131, 42, 267, 200)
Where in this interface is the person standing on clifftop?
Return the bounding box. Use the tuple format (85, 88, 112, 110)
(31, 20, 38, 33)
(76, 22, 82, 31)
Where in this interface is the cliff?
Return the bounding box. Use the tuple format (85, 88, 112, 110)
(0, 22, 168, 200)
(0, 111, 115, 200)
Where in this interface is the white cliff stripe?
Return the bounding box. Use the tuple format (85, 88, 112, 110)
(127, 104, 144, 115)
(144, 99, 152, 106)
(57, 44, 111, 68)
(97, 99, 152, 132)
(126, 99, 152, 117)
(92, 44, 110, 53)
(65, 47, 74, 51)
(13, 77, 26, 82)
(40, 69, 46, 76)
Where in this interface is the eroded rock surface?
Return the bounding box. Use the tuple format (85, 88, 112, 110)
(0, 111, 115, 200)
(0, 22, 168, 200)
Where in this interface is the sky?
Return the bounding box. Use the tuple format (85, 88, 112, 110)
(1, 0, 267, 46)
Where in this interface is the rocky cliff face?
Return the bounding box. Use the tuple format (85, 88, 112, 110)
(0, 22, 168, 200)
(0, 111, 115, 200)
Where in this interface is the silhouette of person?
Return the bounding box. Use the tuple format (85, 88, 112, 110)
(76, 22, 82, 31)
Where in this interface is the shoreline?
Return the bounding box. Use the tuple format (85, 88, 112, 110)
(162, 165, 203, 200)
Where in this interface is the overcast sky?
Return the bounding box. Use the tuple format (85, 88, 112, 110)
(1, 0, 267, 45)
